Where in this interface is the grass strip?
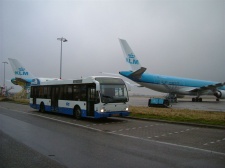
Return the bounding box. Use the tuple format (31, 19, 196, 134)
(0, 97, 29, 105)
(129, 106, 225, 126)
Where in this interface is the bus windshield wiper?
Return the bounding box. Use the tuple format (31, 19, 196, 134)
(102, 95, 112, 98)
(102, 95, 113, 104)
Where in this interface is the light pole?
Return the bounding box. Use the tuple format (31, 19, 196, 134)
(57, 37, 68, 79)
(2, 61, 8, 96)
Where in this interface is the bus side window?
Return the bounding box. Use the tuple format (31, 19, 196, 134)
(43, 87, 48, 98)
(47, 86, 51, 99)
(59, 85, 65, 100)
(73, 85, 80, 101)
(80, 85, 86, 101)
(39, 86, 43, 98)
(63, 86, 67, 100)
(35, 87, 39, 97)
(67, 85, 73, 100)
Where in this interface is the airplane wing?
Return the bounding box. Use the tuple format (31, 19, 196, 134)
(130, 67, 147, 79)
(188, 82, 225, 92)
(15, 77, 33, 84)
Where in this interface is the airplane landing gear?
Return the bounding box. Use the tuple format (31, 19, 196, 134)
(166, 93, 177, 103)
(192, 97, 202, 102)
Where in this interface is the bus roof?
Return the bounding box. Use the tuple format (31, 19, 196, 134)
(31, 76, 124, 86)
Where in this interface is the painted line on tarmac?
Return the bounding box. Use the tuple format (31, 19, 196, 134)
(203, 138, 225, 146)
(110, 132, 225, 157)
(1, 105, 225, 156)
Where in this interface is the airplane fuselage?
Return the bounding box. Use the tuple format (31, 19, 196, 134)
(119, 71, 225, 98)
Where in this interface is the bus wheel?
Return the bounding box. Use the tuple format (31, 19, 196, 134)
(39, 103, 45, 112)
(74, 107, 81, 120)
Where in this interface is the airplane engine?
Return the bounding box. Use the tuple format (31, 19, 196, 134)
(214, 90, 225, 99)
(11, 78, 18, 85)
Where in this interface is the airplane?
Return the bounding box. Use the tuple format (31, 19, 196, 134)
(118, 39, 225, 102)
(8, 58, 60, 90)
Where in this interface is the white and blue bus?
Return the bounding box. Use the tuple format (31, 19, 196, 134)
(30, 76, 129, 119)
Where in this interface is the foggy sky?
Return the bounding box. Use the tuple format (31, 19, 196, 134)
(1, 0, 224, 95)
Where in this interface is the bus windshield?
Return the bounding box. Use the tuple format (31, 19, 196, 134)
(95, 78, 129, 103)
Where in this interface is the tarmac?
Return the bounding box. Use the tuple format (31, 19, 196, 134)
(0, 130, 65, 168)
(128, 96, 225, 112)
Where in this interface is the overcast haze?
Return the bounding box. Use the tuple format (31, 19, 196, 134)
(1, 0, 224, 95)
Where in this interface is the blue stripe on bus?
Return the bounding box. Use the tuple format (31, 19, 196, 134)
(30, 104, 130, 118)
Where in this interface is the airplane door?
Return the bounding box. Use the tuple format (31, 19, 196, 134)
(51, 86, 59, 111)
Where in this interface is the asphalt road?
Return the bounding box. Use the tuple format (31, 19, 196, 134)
(0, 130, 65, 168)
(0, 102, 225, 168)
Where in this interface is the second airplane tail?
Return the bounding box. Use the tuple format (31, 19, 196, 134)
(8, 58, 35, 80)
(119, 39, 142, 72)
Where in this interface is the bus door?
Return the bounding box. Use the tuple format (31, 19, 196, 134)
(51, 86, 59, 111)
(32, 87, 37, 105)
(87, 85, 96, 117)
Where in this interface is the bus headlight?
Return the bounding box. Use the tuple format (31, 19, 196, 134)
(100, 108, 105, 112)
(126, 107, 129, 111)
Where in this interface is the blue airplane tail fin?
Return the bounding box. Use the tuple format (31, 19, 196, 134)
(119, 39, 142, 71)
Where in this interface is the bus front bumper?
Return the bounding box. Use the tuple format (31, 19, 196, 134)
(94, 111, 130, 118)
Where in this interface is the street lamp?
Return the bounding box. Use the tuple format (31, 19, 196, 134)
(2, 61, 8, 96)
(57, 37, 68, 79)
